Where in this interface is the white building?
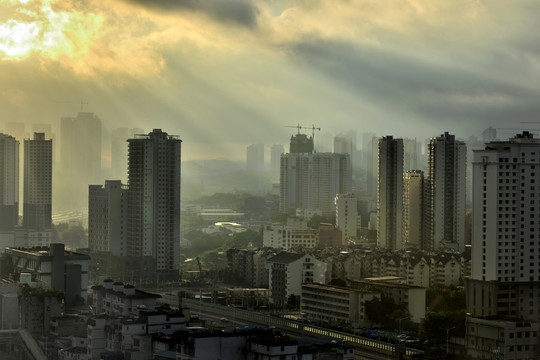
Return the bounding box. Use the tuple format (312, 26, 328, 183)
(262, 220, 318, 250)
(88, 180, 127, 256)
(465, 132, 540, 358)
(466, 317, 539, 359)
(335, 193, 357, 244)
(301, 283, 379, 328)
(127, 129, 181, 278)
(0, 133, 19, 231)
(426, 132, 466, 252)
(267, 252, 326, 306)
(91, 279, 160, 316)
(262, 224, 318, 250)
(377, 136, 403, 250)
(402, 170, 424, 249)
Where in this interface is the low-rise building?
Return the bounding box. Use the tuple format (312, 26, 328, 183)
(91, 279, 161, 316)
(349, 277, 426, 323)
(1, 243, 90, 306)
(466, 317, 539, 359)
(267, 252, 326, 306)
(263, 222, 318, 250)
(301, 283, 379, 328)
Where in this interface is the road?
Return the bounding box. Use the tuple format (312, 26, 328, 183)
(157, 295, 423, 360)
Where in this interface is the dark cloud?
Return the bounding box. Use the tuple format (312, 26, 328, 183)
(283, 37, 540, 136)
(124, 0, 259, 28)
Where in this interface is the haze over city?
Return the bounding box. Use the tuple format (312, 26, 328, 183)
(2, 0, 540, 163)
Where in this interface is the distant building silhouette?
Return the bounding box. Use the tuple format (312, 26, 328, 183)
(0, 133, 19, 231)
(246, 143, 264, 172)
(280, 141, 351, 215)
(403, 138, 418, 171)
(270, 144, 284, 172)
(366, 135, 378, 198)
(23, 133, 52, 231)
(481, 126, 497, 142)
(60, 112, 102, 208)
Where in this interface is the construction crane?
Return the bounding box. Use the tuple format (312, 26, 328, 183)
(284, 124, 303, 134)
(284, 124, 321, 138)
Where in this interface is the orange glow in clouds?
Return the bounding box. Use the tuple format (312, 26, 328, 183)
(0, 0, 103, 60)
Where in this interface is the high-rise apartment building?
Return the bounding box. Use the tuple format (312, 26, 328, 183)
(280, 152, 351, 215)
(23, 133, 52, 231)
(366, 136, 378, 198)
(246, 143, 264, 172)
(289, 133, 314, 154)
(334, 136, 353, 156)
(402, 170, 424, 249)
(465, 132, 540, 359)
(111, 128, 144, 182)
(377, 136, 403, 250)
(403, 138, 418, 171)
(88, 180, 127, 256)
(335, 193, 357, 244)
(270, 144, 284, 173)
(0, 134, 19, 231)
(127, 129, 181, 277)
(60, 112, 102, 208)
(425, 132, 466, 252)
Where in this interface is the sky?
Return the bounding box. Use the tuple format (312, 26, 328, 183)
(1, 0, 540, 161)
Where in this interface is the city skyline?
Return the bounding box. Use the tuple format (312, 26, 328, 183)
(2, 1, 540, 162)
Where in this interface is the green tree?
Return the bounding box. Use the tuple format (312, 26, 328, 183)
(419, 311, 465, 345)
(225, 229, 261, 248)
(365, 295, 407, 329)
(426, 285, 466, 312)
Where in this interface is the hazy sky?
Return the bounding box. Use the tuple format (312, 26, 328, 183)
(1, 0, 540, 161)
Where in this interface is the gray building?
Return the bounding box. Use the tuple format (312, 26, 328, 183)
(377, 136, 403, 250)
(246, 142, 265, 172)
(88, 180, 127, 256)
(23, 133, 52, 231)
(425, 132, 466, 252)
(60, 112, 102, 208)
(0, 133, 19, 231)
(127, 129, 181, 279)
(270, 144, 284, 172)
(280, 152, 351, 215)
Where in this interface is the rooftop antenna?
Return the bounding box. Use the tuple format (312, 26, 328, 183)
(80, 101, 88, 111)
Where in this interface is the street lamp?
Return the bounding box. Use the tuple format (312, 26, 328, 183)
(446, 326, 456, 356)
(397, 316, 409, 335)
